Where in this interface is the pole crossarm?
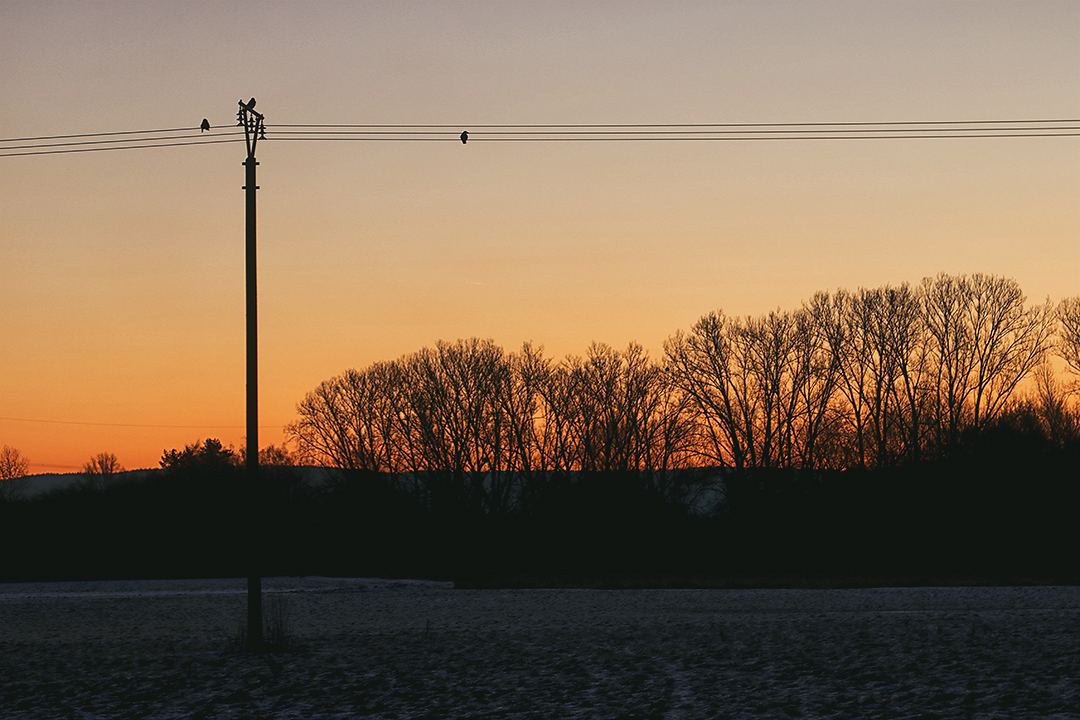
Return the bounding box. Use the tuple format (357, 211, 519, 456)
(238, 99, 266, 158)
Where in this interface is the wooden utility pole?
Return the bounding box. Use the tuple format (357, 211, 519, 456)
(238, 97, 265, 652)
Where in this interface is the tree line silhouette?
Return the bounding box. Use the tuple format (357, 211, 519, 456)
(288, 273, 1076, 508)
(2, 272, 1077, 584)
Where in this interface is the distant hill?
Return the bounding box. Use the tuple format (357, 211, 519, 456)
(13, 466, 340, 500)
(16, 469, 160, 498)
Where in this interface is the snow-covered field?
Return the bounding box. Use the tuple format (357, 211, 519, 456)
(1, 579, 1077, 719)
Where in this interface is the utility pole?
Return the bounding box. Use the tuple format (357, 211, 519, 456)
(238, 97, 265, 653)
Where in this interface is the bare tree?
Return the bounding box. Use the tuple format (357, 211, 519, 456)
(82, 451, 124, 492)
(531, 352, 582, 473)
(398, 338, 520, 515)
(499, 342, 555, 503)
(288, 372, 361, 469)
(885, 284, 931, 464)
(557, 342, 673, 474)
(839, 284, 929, 468)
(922, 273, 1054, 451)
(966, 274, 1054, 429)
(666, 308, 823, 470)
(288, 363, 403, 472)
(1056, 296, 1080, 381)
(0, 445, 29, 480)
(921, 273, 976, 451)
(1030, 363, 1079, 446)
(732, 310, 797, 469)
(791, 295, 845, 468)
(0, 445, 31, 501)
(664, 311, 749, 469)
(642, 364, 697, 484)
(797, 292, 850, 468)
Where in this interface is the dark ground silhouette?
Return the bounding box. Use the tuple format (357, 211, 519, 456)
(2, 423, 1076, 586)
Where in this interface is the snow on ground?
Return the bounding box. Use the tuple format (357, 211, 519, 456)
(1, 580, 1078, 719)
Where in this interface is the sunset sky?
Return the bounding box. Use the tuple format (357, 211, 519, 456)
(2, 1, 1078, 473)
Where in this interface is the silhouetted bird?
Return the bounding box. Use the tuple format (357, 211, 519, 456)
(200, 118, 210, 132)
(460, 130, 468, 144)
(247, 98, 257, 109)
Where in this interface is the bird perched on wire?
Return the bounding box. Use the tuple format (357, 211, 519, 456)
(200, 118, 210, 132)
(460, 130, 468, 144)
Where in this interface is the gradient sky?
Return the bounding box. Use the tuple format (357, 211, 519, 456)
(2, 1, 1078, 473)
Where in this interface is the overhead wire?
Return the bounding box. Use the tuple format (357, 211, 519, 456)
(0, 137, 244, 158)
(270, 130, 1080, 140)
(0, 416, 282, 430)
(2, 126, 210, 142)
(2, 131, 246, 152)
(2, 119, 1077, 156)
(0, 123, 245, 157)
(271, 118, 1079, 128)
(0, 140, 245, 158)
(272, 127, 1080, 135)
(266, 119, 1080, 141)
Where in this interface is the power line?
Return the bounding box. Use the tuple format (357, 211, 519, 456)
(0, 416, 283, 430)
(7, 119, 1074, 143)
(265, 134, 1080, 143)
(269, 130, 1080, 141)
(2, 118, 1077, 157)
(272, 118, 1079, 128)
(0, 124, 244, 157)
(6, 131, 1075, 156)
(1, 126, 206, 143)
(274, 126, 1080, 134)
(3, 130, 245, 153)
(265, 119, 1080, 141)
(0, 137, 244, 157)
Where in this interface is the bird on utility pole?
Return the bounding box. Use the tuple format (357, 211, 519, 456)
(460, 130, 468, 144)
(201, 119, 210, 132)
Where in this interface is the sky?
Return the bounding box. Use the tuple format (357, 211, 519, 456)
(1, 1, 1078, 473)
